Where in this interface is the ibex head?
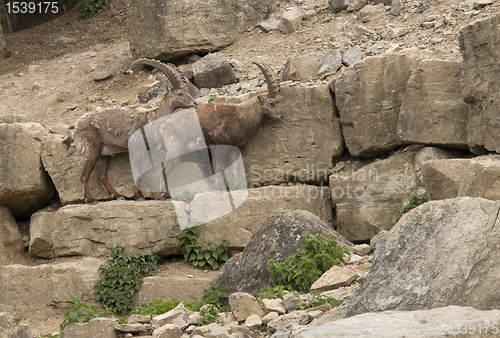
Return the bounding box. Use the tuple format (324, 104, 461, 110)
(253, 62, 283, 121)
(130, 59, 197, 109)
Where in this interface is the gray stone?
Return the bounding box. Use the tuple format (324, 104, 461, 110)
(0, 312, 32, 338)
(268, 311, 309, 333)
(299, 306, 500, 338)
(342, 46, 366, 67)
(0, 207, 24, 265)
(390, 0, 403, 15)
(192, 185, 334, 249)
(153, 324, 182, 338)
(282, 55, 322, 81)
(310, 265, 360, 292)
(245, 314, 262, 330)
(243, 84, 344, 185)
(193, 53, 237, 89)
(283, 292, 305, 312)
(343, 197, 500, 316)
(262, 298, 286, 314)
(259, 19, 281, 32)
(229, 292, 265, 321)
(329, 0, 349, 13)
(29, 200, 187, 258)
(115, 323, 151, 333)
(421, 155, 500, 201)
(127, 0, 274, 60)
(460, 13, 500, 154)
(92, 70, 112, 81)
(397, 59, 468, 148)
(353, 244, 371, 256)
(347, 0, 367, 12)
(128, 314, 151, 324)
(358, 3, 386, 22)
(279, 8, 302, 34)
(318, 49, 343, 77)
(334, 54, 412, 157)
(207, 210, 353, 297)
(151, 308, 188, 329)
(0, 123, 56, 217)
(0, 258, 103, 322)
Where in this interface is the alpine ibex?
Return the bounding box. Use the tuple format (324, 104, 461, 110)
(63, 59, 197, 204)
(158, 62, 282, 197)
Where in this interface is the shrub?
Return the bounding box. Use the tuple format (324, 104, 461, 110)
(179, 226, 231, 270)
(79, 0, 111, 19)
(268, 232, 350, 291)
(392, 192, 428, 225)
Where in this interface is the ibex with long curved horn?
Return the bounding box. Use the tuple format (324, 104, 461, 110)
(63, 59, 197, 204)
(158, 62, 283, 197)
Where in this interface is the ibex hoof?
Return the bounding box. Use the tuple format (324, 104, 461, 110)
(136, 197, 145, 202)
(85, 198, 98, 205)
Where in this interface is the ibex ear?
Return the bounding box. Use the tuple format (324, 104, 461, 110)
(257, 96, 265, 104)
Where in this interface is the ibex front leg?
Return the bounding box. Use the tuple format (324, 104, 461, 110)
(80, 146, 101, 204)
(95, 155, 124, 200)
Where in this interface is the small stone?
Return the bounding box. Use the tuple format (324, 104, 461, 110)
(422, 21, 435, 29)
(329, 0, 349, 13)
(279, 7, 302, 34)
(389, 0, 402, 15)
(262, 311, 279, 325)
(229, 292, 265, 321)
(113, 50, 123, 57)
(259, 19, 280, 32)
(307, 310, 324, 320)
(311, 265, 360, 292)
(153, 324, 182, 338)
(353, 244, 371, 256)
(473, 0, 493, 8)
(115, 323, 150, 333)
(343, 46, 366, 67)
(92, 70, 112, 81)
(347, 0, 367, 12)
(262, 298, 287, 315)
(283, 292, 305, 312)
(245, 314, 263, 330)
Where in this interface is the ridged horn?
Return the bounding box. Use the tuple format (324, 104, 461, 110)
(130, 58, 186, 89)
(252, 62, 280, 98)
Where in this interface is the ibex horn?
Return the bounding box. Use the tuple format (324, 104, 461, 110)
(130, 58, 186, 90)
(252, 62, 280, 99)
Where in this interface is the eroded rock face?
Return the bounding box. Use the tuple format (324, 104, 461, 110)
(127, 0, 274, 60)
(342, 197, 500, 316)
(460, 13, 500, 154)
(29, 200, 187, 258)
(0, 122, 56, 217)
(207, 210, 353, 297)
(0, 312, 32, 338)
(0, 207, 24, 265)
(243, 84, 343, 185)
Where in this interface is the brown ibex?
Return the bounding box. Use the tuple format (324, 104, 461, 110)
(158, 62, 282, 197)
(63, 59, 197, 204)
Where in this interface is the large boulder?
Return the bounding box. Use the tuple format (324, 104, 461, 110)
(329, 146, 451, 242)
(127, 0, 274, 60)
(421, 155, 500, 201)
(460, 13, 500, 154)
(298, 306, 500, 338)
(192, 53, 237, 89)
(41, 137, 138, 205)
(29, 200, 187, 258)
(334, 54, 412, 157)
(342, 197, 500, 316)
(207, 210, 353, 297)
(0, 257, 103, 321)
(397, 59, 468, 148)
(0, 122, 56, 217)
(0, 207, 24, 265)
(243, 84, 344, 185)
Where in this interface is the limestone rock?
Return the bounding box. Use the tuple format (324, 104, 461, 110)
(243, 84, 344, 185)
(153, 324, 182, 338)
(318, 49, 343, 77)
(229, 292, 265, 321)
(191, 323, 232, 338)
(310, 265, 360, 292)
(0, 312, 32, 338)
(283, 292, 305, 312)
(29, 200, 186, 258)
(343, 197, 500, 316)
(262, 312, 279, 325)
(127, 0, 274, 60)
(193, 185, 333, 249)
(41, 137, 138, 205)
(397, 59, 468, 148)
(268, 311, 309, 333)
(460, 13, 500, 154)
(353, 244, 371, 256)
(0, 122, 55, 217)
(282, 55, 322, 81)
(342, 46, 365, 67)
(359, 3, 386, 22)
(128, 314, 151, 324)
(262, 298, 286, 315)
(421, 155, 500, 201)
(334, 54, 412, 157)
(63, 318, 118, 338)
(0, 207, 24, 265)
(245, 314, 262, 330)
(300, 306, 500, 338)
(208, 210, 353, 297)
(115, 323, 151, 333)
(390, 0, 403, 15)
(329, 0, 349, 13)
(330, 146, 422, 242)
(192, 53, 237, 89)
(279, 8, 302, 34)
(0, 257, 103, 321)
(151, 306, 188, 330)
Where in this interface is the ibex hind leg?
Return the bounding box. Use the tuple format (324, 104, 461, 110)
(96, 155, 124, 200)
(81, 146, 102, 204)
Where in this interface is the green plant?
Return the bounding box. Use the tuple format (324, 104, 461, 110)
(79, 0, 111, 19)
(357, 277, 364, 284)
(59, 295, 108, 336)
(179, 226, 231, 270)
(133, 298, 181, 317)
(198, 304, 220, 325)
(268, 232, 350, 291)
(392, 192, 428, 225)
(173, 190, 196, 203)
(295, 294, 341, 310)
(94, 245, 160, 315)
(0, 11, 7, 25)
(208, 94, 215, 104)
(38, 334, 60, 338)
(257, 285, 290, 307)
